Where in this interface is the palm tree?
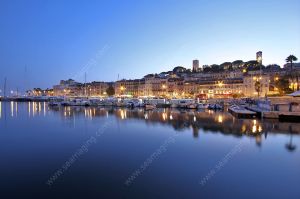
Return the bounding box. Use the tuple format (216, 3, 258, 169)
(255, 81, 261, 98)
(286, 55, 298, 71)
(285, 134, 296, 152)
(286, 55, 299, 91)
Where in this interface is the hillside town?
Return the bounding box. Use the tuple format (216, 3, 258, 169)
(27, 52, 299, 99)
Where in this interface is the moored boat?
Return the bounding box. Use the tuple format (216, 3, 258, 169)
(145, 104, 156, 110)
(208, 104, 223, 110)
(197, 103, 209, 109)
(186, 103, 198, 109)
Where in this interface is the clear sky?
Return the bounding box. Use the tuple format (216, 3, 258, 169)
(0, 0, 300, 92)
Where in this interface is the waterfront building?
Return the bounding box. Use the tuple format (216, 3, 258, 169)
(283, 62, 300, 91)
(167, 77, 184, 98)
(115, 79, 144, 97)
(197, 78, 244, 98)
(138, 79, 146, 97)
(209, 70, 243, 79)
(183, 80, 199, 98)
(46, 53, 297, 99)
(243, 75, 270, 97)
(150, 77, 168, 97)
(53, 79, 110, 97)
(143, 75, 168, 97)
(284, 62, 300, 70)
(86, 81, 109, 97)
(53, 79, 83, 96)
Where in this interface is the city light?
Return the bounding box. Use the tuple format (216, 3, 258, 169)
(162, 112, 167, 121)
(218, 81, 223, 87)
(218, 115, 223, 123)
(11, 101, 14, 117)
(1, 1, 299, 196)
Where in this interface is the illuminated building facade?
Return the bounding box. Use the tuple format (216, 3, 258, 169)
(243, 75, 270, 97)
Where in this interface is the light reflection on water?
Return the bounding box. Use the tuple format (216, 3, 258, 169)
(45, 104, 299, 150)
(2, 102, 300, 139)
(0, 101, 299, 198)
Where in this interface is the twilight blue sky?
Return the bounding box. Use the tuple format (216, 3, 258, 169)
(0, 0, 300, 92)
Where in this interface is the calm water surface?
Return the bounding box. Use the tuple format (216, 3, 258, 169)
(0, 101, 299, 199)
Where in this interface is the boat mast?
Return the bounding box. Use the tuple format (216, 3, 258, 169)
(3, 77, 7, 98)
(84, 72, 87, 97)
(24, 66, 27, 96)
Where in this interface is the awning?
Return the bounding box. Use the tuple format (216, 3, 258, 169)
(288, 90, 300, 97)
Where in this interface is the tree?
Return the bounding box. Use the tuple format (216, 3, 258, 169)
(286, 55, 298, 71)
(232, 60, 244, 69)
(275, 77, 292, 95)
(244, 60, 260, 71)
(255, 81, 261, 98)
(220, 62, 232, 70)
(286, 55, 299, 91)
(211, 64, 222, 72)
(203, 66, 212, 73)
(265, 64, 280, 71)
(106, 86, 115, 96)
(173, 66, 187, 73)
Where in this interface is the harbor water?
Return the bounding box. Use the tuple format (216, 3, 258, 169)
(0, 101, 299, 199)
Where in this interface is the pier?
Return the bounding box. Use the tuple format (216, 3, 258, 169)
(228, 107, 256, 118)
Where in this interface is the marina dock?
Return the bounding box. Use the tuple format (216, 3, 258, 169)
(279, 112, 300, 122)
(228, 107, 257, 118)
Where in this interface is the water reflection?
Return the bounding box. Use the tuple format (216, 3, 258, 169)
(44, 102, 46, 116)
(1, 102, 299, 152)
(26, 102, 46, 117)
(286, 134, 297, 152)
(9, 101, 18, 117)
(28, 102, 31, 116)
(217, 115, 223, 123)
(46, 105, 300, 140)
(10, 101, 14, 117)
